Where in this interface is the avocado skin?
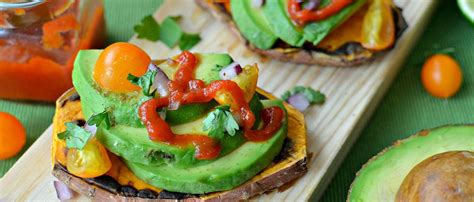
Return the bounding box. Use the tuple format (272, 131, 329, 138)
(125, 100, 288, 194)
(303, 0, 367, 45)
(230, 0, 278, 49)
(348, 125, 474, 201)
(263, 0, 305, 47)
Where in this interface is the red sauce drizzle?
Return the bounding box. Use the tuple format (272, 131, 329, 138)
(288, 0, 354, 25)
(139, 51, 283, 160)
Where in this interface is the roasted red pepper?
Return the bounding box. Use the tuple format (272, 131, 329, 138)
(288, 0, 354, 25)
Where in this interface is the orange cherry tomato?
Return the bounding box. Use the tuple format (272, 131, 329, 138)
(0, 112, 26, 160)
(421, 54, 462, 98)
(66, 138, 112, 178)
(93, 42, 150, 93)
(361, 0, 395, 51)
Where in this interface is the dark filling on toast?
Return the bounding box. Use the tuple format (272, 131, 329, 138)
(61, 92, 81, 108)
(214, 2, 408, 56)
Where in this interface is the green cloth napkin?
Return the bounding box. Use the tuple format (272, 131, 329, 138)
(1, 0, 472, 201)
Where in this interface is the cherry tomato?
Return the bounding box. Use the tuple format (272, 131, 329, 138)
(67, 138, 112, 178)
(0, 112, 26, 160)
(361, 0, 395, 51)
(93, 42, 150, 93)
(421, 54, 462, 98)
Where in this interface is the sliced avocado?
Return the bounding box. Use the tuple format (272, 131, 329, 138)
(96, 93, 263, 168)
(263, 0, 305, 47)
(158, 53, 233, 84)
(303, 0, 367, 45)
(125, 100, 288, 194)
(348, 125, 474, 201)
(73, 50, 231, 127)
(230, 0, 278, 49)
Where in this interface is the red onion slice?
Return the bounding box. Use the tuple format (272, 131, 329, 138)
(252, 0, 265, 8)
(219, 62, 242, 80)
(287, 93, 310, 112)
(304, 0, 321, 10)
(148, 63, 170, 97)
(54, 180, 74, 200)
(84, 123, 97, 135)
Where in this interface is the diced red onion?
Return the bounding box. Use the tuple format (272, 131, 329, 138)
(252, 0, 265, 8)
(219, 62, 242, 80)
(84, 123, 97, 135)
(148, 63, 170, 97)
(304, 0, 321, 10)
(54, 180, 74, 200)
(287, 93, 310, 112)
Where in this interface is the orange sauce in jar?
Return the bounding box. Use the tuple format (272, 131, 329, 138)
(0, 0, 105, 101)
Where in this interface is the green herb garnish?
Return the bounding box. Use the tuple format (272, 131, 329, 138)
(57, 122, 93, 150)
(128, 70, 157, 97)
(282, 86, 326, 105)
(134, 15, 161, 41)
(87, 110, 111, 129)
(203, 105, 240, 139)
(134, 15, 201, 50)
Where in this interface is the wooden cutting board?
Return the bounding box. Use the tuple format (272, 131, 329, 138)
(0, 0, 437, 201)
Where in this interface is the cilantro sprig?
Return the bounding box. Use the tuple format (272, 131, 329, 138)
(134, 15, 201, 50)
(282, 86, 326, 105)
(57, 111, 111, 150)
(128, 70, 157, 97)
(57, 123, 93, 150)
(203, 105, 240, 139)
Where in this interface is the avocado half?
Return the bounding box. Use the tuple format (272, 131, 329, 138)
(348, 125, 474, 201)
(195, 0, 408, 67)
(51, 88, 308, 201)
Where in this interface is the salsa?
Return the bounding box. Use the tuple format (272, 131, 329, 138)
(0, 0, 104, 101)
(288, 0, 354, 25)
(139, 51, 284, 160)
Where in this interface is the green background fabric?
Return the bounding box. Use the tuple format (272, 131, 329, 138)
(0, 0, 472, 201)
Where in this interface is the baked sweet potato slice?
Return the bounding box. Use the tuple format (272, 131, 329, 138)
(52, 88, 308, 201)
(195, 0, 407, 67)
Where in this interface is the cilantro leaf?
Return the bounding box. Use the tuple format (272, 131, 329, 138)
(57, 122, 92, 150)
(203, 105, 240, 139)
(282, 86, 326, 105)
(128, 70, 157, 97)
(159, 16, 183, 48)
(134, 15, 160, 41)
(87, 110, 111, 129)
(134, 15, 201, 50)
(179, 33, 201, 50)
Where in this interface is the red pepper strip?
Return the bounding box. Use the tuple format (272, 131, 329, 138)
(244, 107, 284, 142)
(139, 97, 173, 141)
(288, 0, 354, 25)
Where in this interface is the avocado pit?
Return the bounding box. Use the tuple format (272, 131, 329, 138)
(396, 151, 474, 202)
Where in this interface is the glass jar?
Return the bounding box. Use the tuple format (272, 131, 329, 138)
(0, 0, 104, 101)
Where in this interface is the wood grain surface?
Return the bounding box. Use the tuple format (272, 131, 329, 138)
(0, 0, 437, 201)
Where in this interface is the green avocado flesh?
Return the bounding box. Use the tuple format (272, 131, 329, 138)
(230, 0, 278, 49)
(126, 100, 288, 194)
(230, 0, 367, 49)
(349, 125, 474, 202)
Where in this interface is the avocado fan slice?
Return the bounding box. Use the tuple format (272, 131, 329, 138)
(125, 100, 288, 194)
(348, 125, 474, 201)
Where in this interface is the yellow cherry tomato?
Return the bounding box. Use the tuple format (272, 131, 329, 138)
(67, 138, 111, 178)
(93, 42, 151, 93)
(0, 112, 26, 160)
(421, 54, 462, 98)
(361, 0, 395, 51)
